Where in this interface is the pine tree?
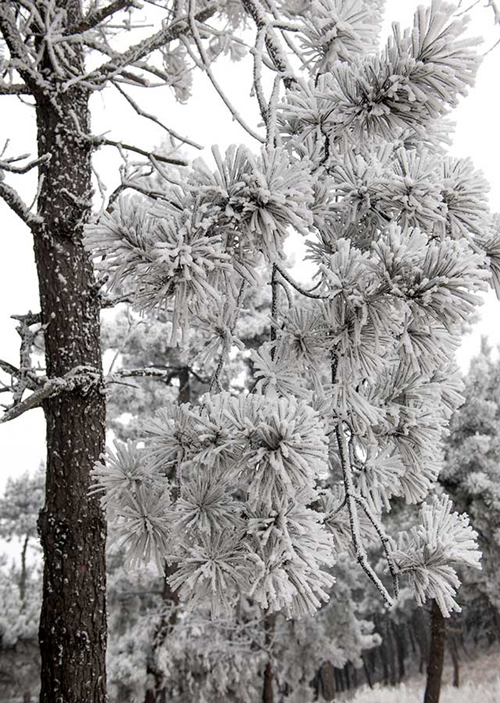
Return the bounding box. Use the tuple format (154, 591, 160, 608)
(89, 0, 497, 647)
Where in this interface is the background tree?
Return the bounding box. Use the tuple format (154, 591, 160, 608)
(0, 468, 44, 702)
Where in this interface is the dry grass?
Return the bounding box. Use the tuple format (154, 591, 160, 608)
(339, 648, 500, 703)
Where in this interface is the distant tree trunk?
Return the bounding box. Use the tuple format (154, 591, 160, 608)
(178, 366, 190, 404)
(34, 3, 107, 701)
(393, 622, 406, 682)
(449, 634, 460, 688)
(319, 661, 336, 701)
(361, 653, 373, 689)
(424, 601, 446, 703)
(262, 614, 275, 703)
(412, 608, 430, 674)
(19, 533, 29, 603)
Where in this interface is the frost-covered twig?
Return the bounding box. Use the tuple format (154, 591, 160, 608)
(68, 111, 189, 165)
(0, 153, 50, 174)
(241, 0, 296, 86)
(0, 5, 46, 93)
(90, 135, 189, 166)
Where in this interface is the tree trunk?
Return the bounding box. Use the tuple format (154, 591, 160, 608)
(424, 601, 446, 703)
(34, 3, 107, 701)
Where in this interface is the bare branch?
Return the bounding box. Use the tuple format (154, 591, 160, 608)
(66, 0, 139, 35)
(100, 293, 135, 308)
(67, 111, 189, 165)
(74, 4, 218, 88)
(0, 179, 42, 230)
(353, 494, 400, 599)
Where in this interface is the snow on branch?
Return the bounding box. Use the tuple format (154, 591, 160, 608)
(0, 179, 42, 230)
(0, 366, 101, 424)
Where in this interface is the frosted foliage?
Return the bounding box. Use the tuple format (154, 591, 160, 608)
(88, 0, 495, 619)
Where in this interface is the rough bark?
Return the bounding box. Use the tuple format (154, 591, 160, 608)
(33, 2, 107, 701)
(424, 601, 447, 703)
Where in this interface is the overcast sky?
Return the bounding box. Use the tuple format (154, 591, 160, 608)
(0, 0, 499, 491)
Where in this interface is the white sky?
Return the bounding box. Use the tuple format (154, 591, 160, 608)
(0, 0, 499, 491)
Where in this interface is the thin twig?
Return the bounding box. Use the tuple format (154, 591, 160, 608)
(112, 81, 203, 150)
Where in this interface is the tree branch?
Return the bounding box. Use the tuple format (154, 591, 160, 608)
(275, 263, 327, 299)
(0, 153, 50, 174)
(112, 81, 203, 150)
(74, 4, 218, 88)
(0, 367, 101, 423)
(0, 180, 42, 230)
(0, 81, 31, 95)
(88, 135, 189, 166)
(0, 359, 44, 391)
(335, 424, 394, 607)
(66, 0, 139, 35)
(0, 5, 45, 95)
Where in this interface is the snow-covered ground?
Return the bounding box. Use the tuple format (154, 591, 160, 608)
(340, 647, 500, 703)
